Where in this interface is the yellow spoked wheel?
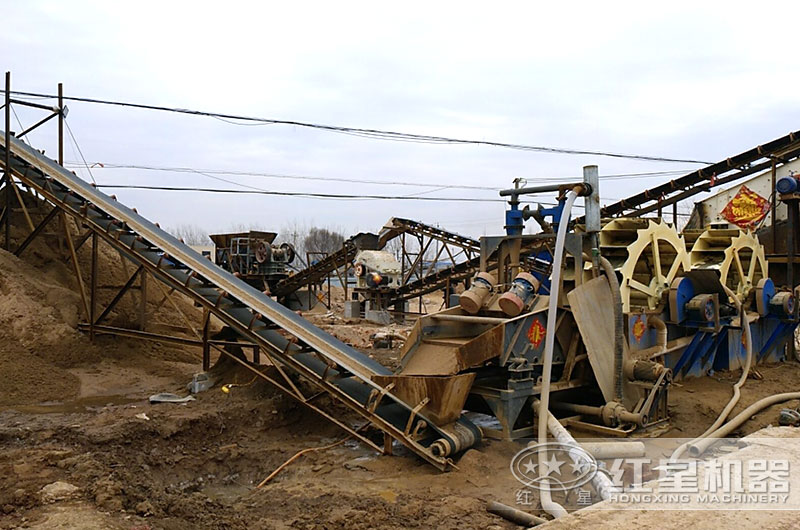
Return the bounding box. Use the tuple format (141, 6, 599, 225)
(689, 229, 767, 301)
(598, 218, 690, 313)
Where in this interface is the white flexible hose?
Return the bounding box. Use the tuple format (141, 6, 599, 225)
(670, 284, 753, 461)
(688, 392, 800, 456)
(537, 189, 579, 519)
(533, 399, 615, 501)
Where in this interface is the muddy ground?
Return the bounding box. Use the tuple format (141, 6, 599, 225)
(3, 339, 800, 530)
(1, 212, 800, 529)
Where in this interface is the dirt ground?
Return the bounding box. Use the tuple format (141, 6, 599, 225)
(1, 207, 800, 529)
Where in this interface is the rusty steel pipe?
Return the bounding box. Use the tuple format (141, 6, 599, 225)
(499, 181, 592, 197)
(551, 400, 647, 428)
(486, 501, 546, 527)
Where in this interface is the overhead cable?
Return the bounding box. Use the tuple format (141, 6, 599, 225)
(7, 89, 713, 164)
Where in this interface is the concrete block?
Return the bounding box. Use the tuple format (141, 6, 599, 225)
(365, 309, 391, 325)
(344, 300, 361, 319)
(284, 289, 319, 311)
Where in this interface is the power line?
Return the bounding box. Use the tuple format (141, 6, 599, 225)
(63, 119, 96, 184)
(65, 161, 694, 191)
(94, 183, 619, 210)
(10, 106, 29, 146)
(94, 184, 510, 202)
(67, 162, 500, 191)
(7, 89, 713, 165)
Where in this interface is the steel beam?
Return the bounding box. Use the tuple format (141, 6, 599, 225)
(61, 212, 90, 321)
(4, 72, 10, 250)
(80, 323, 203, 347)
(14, 206, 59, 256)
(16, 112, 58, 139)
(8, 98, 55, 112)
(11, 178, 35, 232)
(139, 269, 147, 331)
(58, 83, 63, 166)
(202, 309, 211, 371)
(93, 265, 143, 325)
(90, 231, 98, 340)
(73, 228, 92, 253)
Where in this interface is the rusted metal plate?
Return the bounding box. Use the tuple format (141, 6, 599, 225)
(401, 324, 504, 376)
(372, 373, 476, 425)
(567, 275, 616, 402)
(459, 324, 504, 368)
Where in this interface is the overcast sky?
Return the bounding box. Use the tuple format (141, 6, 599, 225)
(4, 1, 800, 241)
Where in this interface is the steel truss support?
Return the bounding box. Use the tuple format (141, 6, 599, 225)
(4, 71, 10, 250)
(202, 309, 211, 371)
(90, 231, 98, 340)
(62, 212, 91, 322)
(64, 226, 265, 372)
(139, 269, 147, 331)
(16, 111, 58, 139)
(6, 168, 447, 469)
(305, 251, 332, 309)
(14, 206, 59, 256)
(275, 217, 486, 315)
(1, 95, 474, 470)
(93, 265, 143, 325)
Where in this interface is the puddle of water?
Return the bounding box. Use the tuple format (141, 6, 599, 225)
(2, 395, 141, 414)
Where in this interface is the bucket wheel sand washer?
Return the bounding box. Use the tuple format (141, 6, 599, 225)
(688, 228, 767, 302)
(596, 218, 690, 313)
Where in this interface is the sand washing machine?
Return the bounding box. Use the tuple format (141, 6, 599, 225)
(379, 167, 799, 440)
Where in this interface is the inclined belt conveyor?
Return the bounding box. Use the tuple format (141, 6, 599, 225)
(0, 132, 480, 470)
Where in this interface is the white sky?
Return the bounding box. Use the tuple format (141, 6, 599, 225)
(4, 1, 800, 240)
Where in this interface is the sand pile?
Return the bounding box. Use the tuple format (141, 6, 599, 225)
(0, 249, 89, 405)
(0, 189, 204, 405)
(0, 250, 87, 359)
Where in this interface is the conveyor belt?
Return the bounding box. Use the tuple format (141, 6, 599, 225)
(273, 241, 357, 298)
(391, 256, 480, 303)
(379, 217, 480, 252)
(273, 217, 482, 301)
(574, 130, 800, 223)
(0, 132, 479, 470)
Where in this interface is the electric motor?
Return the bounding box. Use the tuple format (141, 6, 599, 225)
(769, 291, 795, 318)
(777, 175, 800, 194)
(686, 294, 716, 322)
(498, 272, 540, 317)
(459, 272, 496, 314)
